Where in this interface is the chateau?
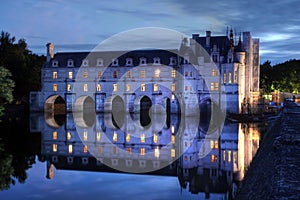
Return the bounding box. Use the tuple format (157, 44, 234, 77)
(30, 30, 260, 115)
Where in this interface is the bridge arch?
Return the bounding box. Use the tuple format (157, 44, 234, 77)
(44, 95, 66, 114)
(104, 95, 125, 129)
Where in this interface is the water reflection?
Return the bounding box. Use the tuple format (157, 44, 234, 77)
(29, 112, 262, 198)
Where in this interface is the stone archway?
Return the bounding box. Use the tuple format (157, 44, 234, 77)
(73, 96, 95, 128)
(44, 95, 66, 114)
(139, 96, 152, 127)
(104, 95, 125, 129)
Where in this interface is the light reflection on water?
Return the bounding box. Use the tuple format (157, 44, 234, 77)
(0, 113, 263, 200)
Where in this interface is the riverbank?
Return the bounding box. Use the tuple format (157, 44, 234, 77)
(236, 103, 300, 199)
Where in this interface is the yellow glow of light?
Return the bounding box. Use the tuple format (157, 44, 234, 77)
(153, 134, 158, 143)
(83, 145, 88, 153)
(83, 130, 88, 141)
(68, 144, 73, 154)
(154, 148, 160, 158)
(127, 147, 131, 155)
(53, 131, 57, 140)
(155, 69, 160, 78)
(228, 151, 232, 163)
(171, 125, 175, 134)
(171, 148, 175, 158)
(140, 148, 145, 156)
(52, 144, 57, 152)
(171, 135, 175, 144)
(113, 131, 117, 142)
(96, 131, 101, 141)
(126, 133, 130, 142)
(141, 133, 145, 143)
(67, 131, 71, 140)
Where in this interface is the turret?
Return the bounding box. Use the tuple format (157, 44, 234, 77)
(46, 43, 54, 62)
(235, 37, 245, 63)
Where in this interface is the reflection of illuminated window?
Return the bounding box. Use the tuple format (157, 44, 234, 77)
(96, 131, 101, 141)
(67, 84, 71, 92)
(223, 150, 226, 161)
(113, 131, 117, 142)
(53, 72, 57, 79)
(98, 146, 102, 153)
(52, 144, 57, 152)
(83, 145, 88, 153)
(171, 149, 175, 158)
(171, 83, 175, 92)
(234, 151, 237, 164)
(171, 135, 175, 144)
(141, 84, 146, 92)
(141, 134, 145, 143)
(53, 84, 57, 92)
(97, 84, 101, 92)
(141, 70, 145, 78)
(126, 134, 130, 142)
(67, 131, 71, 140)
(154, 148, 160, 158)
(140, 148, 145, 156)
(127, 147, 131, 155)
(83, 130, 87, 141)
(126, 84, 130, 92)
(153, 134, 158, 143)
(83, 71, 88, 79)
(154, 84, 158, 92)
(172, 70, 176, 78)
(228, 151, 232, 162)
(83, 84, 88, 92)
(211, 154, 217, 162)
(113, 84, 117, 92)
(53, 131, 57, 140)
(68, 144, 73, 154)
(68, 71, 73, 79)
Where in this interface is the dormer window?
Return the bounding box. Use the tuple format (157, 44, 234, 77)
(153, 57, 160, 65)
(126, 58, 133, 66)
(139, 57, 147, 65)
(96, 58, 104, 67)
(67, 59, 74, 67)
(169, 57, 177, 65)
(52, 60, 58, 67)
(82, 59, 88, 67)
(112, 58, 119, 66)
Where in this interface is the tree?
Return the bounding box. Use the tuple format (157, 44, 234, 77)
(0, 66, 14, 116)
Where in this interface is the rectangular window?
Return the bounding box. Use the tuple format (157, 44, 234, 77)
(52, 144, 57, 152)
(228, 150, 232, 163)
(68, 71, 73, 79)
(153, 134, 158, 143)
(212, 69, 217, 76)
(210, 140, 214, 149)
(141, 70, 145, 78)
(223, 73, 227, 84)
(228, 72, 232, 84)
(97, 84, 101, 92)
(210, 82, 214, 91)
(68, 144, 73, 154)
(154, 69, 160, 78)
(140, 148, 145, 156)
(127, 71, 131, 78)
(83, 130, 88, 141)
(67, 131, 71, 140)
(141, 133, 145, 143)
(113, 71, 117, 78)
(83, 71, 88, 79)
(171, 149, 175, 158)
(154, 84, 158, 92)
(53, 131, 57, 140)
(98, 146, 102, 154)
(113, 131, 117, 142)
(53, 72, 57, 79)
(126, 133, 130, 142)
(215, 82, 219, 91)
(154, 148, 160, 158)
(185, 71, 188, 77)
(190, 71, 193, 77)
(53, 84, 57, 92)
(67, 84, 71, 92)
(171, 83, 175, 92)
(171, 135, 175, 144)
(141, 84, 146, 92)
(113, 84, 117, 92)
(113, 146, 117, 154)
(83, 84, 88, 92)
(214, 140, 219, 149)
(127, 147, 131, 155)
(171, 125, 175, 134)
(98, 71, 102, 78)
(172, 70, 176, 78)
(83, 145, 88, 153)
(211, 155, 217, 162)
(234, 71, 238, 84)
(96, 131, 101, 141)
(126, 84, 130, 92)
(223, 150, 226, 161)
(234, 151, 237, 164)
(185, 86, 188, 91)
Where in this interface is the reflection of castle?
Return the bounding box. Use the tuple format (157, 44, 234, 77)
(30, 30, 259, 114)
(31, 113, 261, 197)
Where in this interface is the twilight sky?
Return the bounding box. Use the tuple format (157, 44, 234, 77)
(1, 0, 300, 64)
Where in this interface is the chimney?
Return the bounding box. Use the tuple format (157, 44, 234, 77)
(206, 31, 211, 47)
(192, 34, 199, 40)
(46, 43, 54, 62)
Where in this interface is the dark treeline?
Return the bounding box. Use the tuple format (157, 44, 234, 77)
(0, 31, 45, 101)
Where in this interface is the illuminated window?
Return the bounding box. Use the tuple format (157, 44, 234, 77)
(171, 135, 175, 144)
(126, 84, 130, 92)
(228, 72, 232, 84)
(210, 83, 214, 91)
(83, 71, 88, 79)
(83, 84, 88, 92)
(113, 84, 117, 92)
(98, 146, 102, 153)
(68, 144, 73, 154)
(127, 71, 131, 78)
(228, 151, 232, 162)
(214, 140, 219, 149)
(190, 71, 193, 77)
(210, 140, 214, 149)
(234, 71, 238, 84)
(154, 69, 160, 78)
(212, 69, 217, 76)
(67, 131, 71, 140)
(153, 134, 158, 143)
(141, 84, 146, 92)
(83, 145, 88, 153)
(141, 70, 145, 78)
(98, 71, 102, 78)
(185, 86, 188, 91)
(171, 70, 176, 78)
(97, 84, 101, 92)
(234, 151, 237, 164)
(171, 94, 175, 100)
(127, 147, 131, 154)
(215, 82, 219, 91)
(53, 131, 57, 140)
(67, 84, 71, 92)
(113, 70, 117, 78)
(126, 133, 130, 142)
(171, 149, 176, 158)
(223, 150, 226, 161)
(154, 84, 158, 92)
(113, 146, 117, 154)
(53, 72, 57, 79)
(141, 133, 145, 143)
(223, 73, 227, 84)
(83, 130, 88, 141)
(154, 148, 160, 158)
(53, 84, 57, 92)
(68, 71, 73, 79)
(113, 131, 117, 142)
(140, 148, 145, 156)
(171, 83, 175, 92)
(211, 154, 217, 162)
(171, 125, 175, 134)
(52, 144, 57, 152)
(185, 71, 188, 77)
(96, 131, 101, 141)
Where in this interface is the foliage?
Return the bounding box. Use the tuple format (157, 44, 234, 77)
(0, 66, 14, 116)
(0, 143, 15, 190)
(260, 59, 300, 94)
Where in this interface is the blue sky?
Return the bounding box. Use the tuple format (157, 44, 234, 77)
(1, 0, 300, 64)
